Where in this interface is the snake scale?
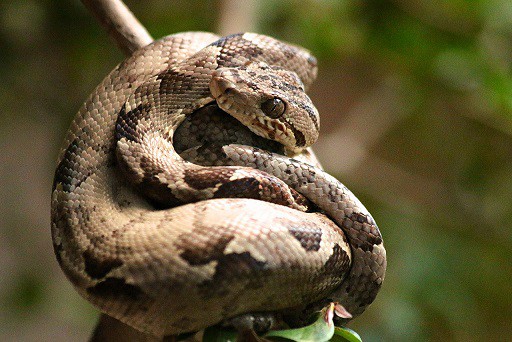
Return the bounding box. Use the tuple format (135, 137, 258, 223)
(51, 32, 386, 338)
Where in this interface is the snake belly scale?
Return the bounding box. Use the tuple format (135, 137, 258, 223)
(51, 32, 386, 337)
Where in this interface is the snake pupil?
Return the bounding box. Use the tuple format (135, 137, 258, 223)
(261, 98, 286, 119)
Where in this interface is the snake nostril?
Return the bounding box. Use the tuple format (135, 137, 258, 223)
(210, 76, 235, 99)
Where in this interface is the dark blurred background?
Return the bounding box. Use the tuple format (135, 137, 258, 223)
(1, 0, 511, 340)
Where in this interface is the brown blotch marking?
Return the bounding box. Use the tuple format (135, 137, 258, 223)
(214, 251, 268, 277)
(157, 68, 197, 95)
(51, 201, 73, 242)
(213, 177, 262, 199)
(290, 187, 311, 210)
(178, 234, 234, 266)
(184, 168, 236, 190)
(214, 35, 264, 68)
(129, 155, 181, 208)
(53, 139, 90, 192)
(323, 243, 350, 276)
(288, 225, 322, 252)
(116, 131, 182, 207)
(139, 173, 181, 209)
(139, 156, 165, 175)
(199, 252, 269, 297)
(83, 250, 123, 280)
(115, 103, 152, 143)
(87, 277, 144, 301)
(348, 213, 382, 252)
(351, 212, 376, 226)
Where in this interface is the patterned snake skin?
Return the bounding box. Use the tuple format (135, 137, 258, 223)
(51, 32, 386, 338)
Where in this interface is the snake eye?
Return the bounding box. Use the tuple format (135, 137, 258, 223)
(261, 97, 286, 119)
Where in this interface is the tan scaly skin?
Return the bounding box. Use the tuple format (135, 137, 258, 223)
(51, 32, 386, 338)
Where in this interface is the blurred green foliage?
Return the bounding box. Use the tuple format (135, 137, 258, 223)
(0, 0, 511, 341)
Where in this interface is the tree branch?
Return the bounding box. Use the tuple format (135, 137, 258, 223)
(81, 0, 153, 56)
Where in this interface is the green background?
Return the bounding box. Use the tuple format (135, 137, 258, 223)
(0, 0, 511, 340)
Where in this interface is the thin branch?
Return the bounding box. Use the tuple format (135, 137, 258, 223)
(81, 0, 153, 56)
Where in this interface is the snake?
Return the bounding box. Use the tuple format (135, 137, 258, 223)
(51, 32, 386, 338)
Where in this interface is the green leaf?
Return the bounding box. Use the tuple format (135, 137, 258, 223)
(201, 304, 362, 342)
(331, 327, 362, 342)
(264, 307, 335, 342)
(202, 326, 238, 342)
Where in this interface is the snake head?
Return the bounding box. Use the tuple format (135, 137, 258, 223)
(210, 61, 319, 153)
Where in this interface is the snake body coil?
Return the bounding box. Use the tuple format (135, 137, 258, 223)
(51, 32, 386, 337)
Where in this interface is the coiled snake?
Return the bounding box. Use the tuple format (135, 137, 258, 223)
(51, 32, 386, 338)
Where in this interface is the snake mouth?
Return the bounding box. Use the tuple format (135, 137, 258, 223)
(174, 103, 286, 160)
